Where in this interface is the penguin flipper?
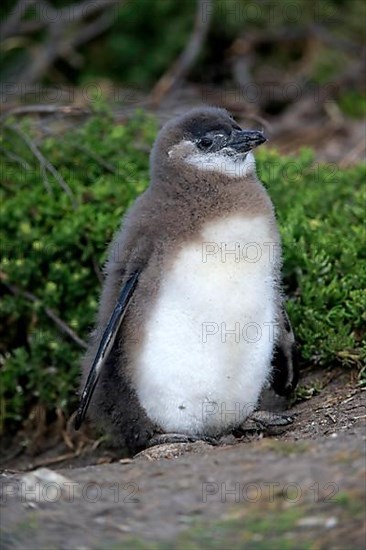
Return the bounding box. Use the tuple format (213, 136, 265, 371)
(74, 270, 140, 430)
(271, 306, 299, 396)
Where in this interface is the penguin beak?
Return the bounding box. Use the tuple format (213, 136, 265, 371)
(228, 130, 267, 153)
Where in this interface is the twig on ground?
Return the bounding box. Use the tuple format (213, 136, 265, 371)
(31, 451, 80, 469)
(0, 105, 91, 123)
(339, 140, 366, 167)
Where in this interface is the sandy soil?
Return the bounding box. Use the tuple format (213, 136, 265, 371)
(1, 367, 365, 549)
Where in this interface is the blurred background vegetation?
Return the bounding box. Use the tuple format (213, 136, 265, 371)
(0, 0, 365, 451)
(1, 0, 365, 117)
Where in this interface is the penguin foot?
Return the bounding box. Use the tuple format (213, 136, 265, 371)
(148, 433, 218, 447)
(237, 410, 294, 436)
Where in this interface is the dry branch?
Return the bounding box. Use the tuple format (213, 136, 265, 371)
(1, 273, 88, 350)
(149, 0, 213, 106)
(4, 123, 77, 208)
(1, 0, 122, 85)
(0, 0, 37, 40)
(0, 104, 91, 123)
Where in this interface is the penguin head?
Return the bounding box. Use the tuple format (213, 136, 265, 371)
(150, 107, 267, 181)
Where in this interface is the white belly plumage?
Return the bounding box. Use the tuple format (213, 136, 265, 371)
(134, 215, 278, 434)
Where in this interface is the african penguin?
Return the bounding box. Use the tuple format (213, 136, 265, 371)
(76, 106, 298, 453)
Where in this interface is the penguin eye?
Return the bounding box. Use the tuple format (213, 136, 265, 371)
(197, 137, 213, 150)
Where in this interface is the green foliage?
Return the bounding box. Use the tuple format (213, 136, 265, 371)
(338, 91, 366, 118)
(0, 110, 156, 432)
(0, 111, 364, 435)
(257, 148, 365, 369)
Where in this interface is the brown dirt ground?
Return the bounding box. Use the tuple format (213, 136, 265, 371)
(1, 367, 365, 549)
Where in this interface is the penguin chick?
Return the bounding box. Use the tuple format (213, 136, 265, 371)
(77, 106, 298, 452)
